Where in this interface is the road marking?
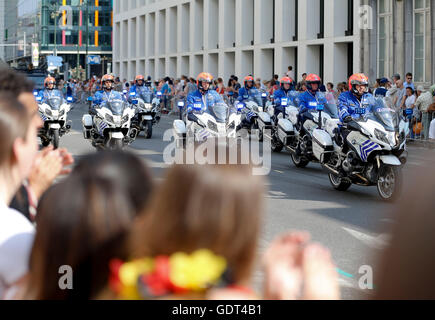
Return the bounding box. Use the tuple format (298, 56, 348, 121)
(274, 170, 284, 174)
(342, 226, 390, 250)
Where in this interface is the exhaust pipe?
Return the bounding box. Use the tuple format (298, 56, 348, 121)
(323, 164, 340, 176)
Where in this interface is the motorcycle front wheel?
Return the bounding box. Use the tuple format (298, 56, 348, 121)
(145, 120, 153, 139)
(109, 138, 123, 150)
(291, 152, 309, 168)
(52, 129, 60, 149)
(377, 165, 402, 201)
(328, 173, 352, 191)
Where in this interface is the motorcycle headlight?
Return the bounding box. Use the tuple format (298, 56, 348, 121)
(207, 120, 218, 133)
(122, 114, 129, 124)
(105, 114, 114, 123)
(374, 128, 389, 145)
(59, 109, 65, 117)
(45, 108, 53, 117)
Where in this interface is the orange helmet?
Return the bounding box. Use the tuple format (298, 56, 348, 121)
(197, 72, 213, 91)
(244, 75, 254, 88)
(280, 77, 294, 85)
(348, 73, 369, 96)
(102, 74, 115, 90)
(306, 74, 321, 91)
(44, 76, 56, 89)
(135, 75, 144, 81)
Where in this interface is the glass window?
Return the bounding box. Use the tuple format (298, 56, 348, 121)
(413, 0, 431, 83)
(377, 2, 392, 78)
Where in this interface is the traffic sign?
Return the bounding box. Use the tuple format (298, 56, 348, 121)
(87, 55, 101, 65)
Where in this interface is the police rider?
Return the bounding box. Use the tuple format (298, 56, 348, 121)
(128, 74, 153, 103)
(336, 73, 373, 146)
(297, 74, 326, 128)
(38, 76, 64, 102)
(92, 74, 125, 106)
(186, 72, 224, 115)
(272, 77, 296, 124)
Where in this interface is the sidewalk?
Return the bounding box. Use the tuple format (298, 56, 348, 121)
(407, 138, 435, 149)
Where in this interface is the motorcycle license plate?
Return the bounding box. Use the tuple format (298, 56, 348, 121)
(355, 108, 366, 115)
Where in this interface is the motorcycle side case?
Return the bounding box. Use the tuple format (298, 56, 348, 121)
(312, 128, 334, 161)
(277, 119, 294, 146)
(82, 114, 93, 128)
(173, 119, 186, 137)
(286, 106, 299, 126)
(257, 112, 272, 131)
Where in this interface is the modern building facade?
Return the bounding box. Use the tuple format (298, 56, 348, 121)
(360, 0, 434, 86)
(1, 0, 113, 77)
(1, 0, 40, 66)
(113, 0, 361, 84)
(40, 0, 113, 77)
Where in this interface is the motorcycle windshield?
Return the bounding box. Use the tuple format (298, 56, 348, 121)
(47, 96, 62, 110)
(138, 91, 153, 103)
(246, 92, 263, 106)
(106, 99, 125, 116)
(370, 98, 399, 132)
(208, 103, 228, 123)
(289, 91, 299, 106)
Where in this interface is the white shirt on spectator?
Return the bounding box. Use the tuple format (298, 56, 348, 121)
(0, 200, 35, 299)
(404, 95, 416, 109)
(429, 119, 435, 139)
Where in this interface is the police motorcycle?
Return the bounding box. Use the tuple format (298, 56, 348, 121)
(35, 90, 73, 149)
(129, 90, 161, 139)
(256, 91, 299, 149)
(82, 92, 137, 150)
(311, 95, 409, 201)
(236, 90, 265, 134)
(286, 92, 339, 168)
(173, 101, 242, 148)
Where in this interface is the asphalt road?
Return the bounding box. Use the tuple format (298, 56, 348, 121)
(57, 102, 435, 299)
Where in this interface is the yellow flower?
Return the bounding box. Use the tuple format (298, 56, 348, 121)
(169, 249, 227, 291)
(118, 258, 154, 299)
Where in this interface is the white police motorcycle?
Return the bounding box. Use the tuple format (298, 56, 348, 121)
(311, 96, 409, 201)
(82, 95, 136, 150)
(36, 90, 72, 149)
(129, 90, 161, 139)
(256, 91, 299, 151)
(173, 101, 242, 148)
(236, 91, 265, 135)
(287, 92, 339, 168)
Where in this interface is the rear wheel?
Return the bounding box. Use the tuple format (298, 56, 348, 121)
(329, 173, 352, 191)
(271, 135, 283, 153)
(377, 165, 402, 201)
(291, 152, 309, 168)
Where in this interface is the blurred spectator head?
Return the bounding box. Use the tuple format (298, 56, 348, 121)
(72, 151, 153, 215)
(130, 164, 264, 287)
(391, 73, 401, 84)
(376, 163, 435, 299)
(26, 173, 134, 299)
(0, 93, 37, 191)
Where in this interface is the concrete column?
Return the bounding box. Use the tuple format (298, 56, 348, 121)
(177, 5, 182, 53)
(404, 0, 413, 76)
(324, 41, 334, 84)
(432, 0, 435, 84)
(394, 0, 405, 77)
